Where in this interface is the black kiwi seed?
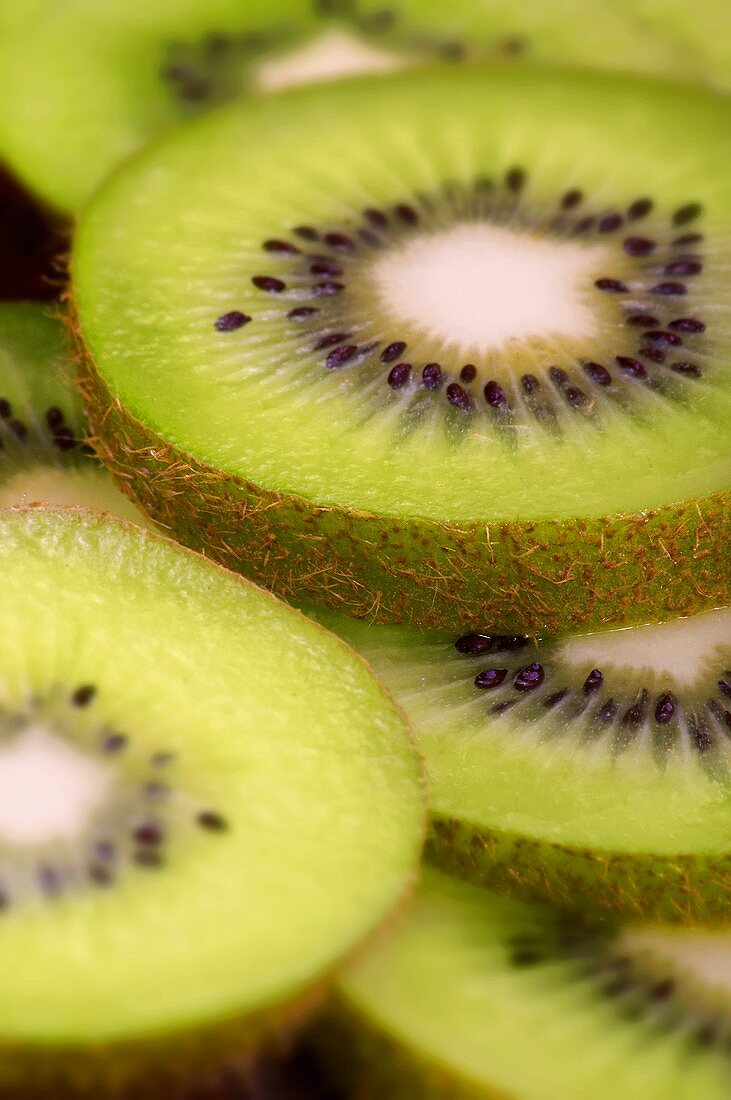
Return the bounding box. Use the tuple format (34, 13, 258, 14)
(521, 374, 540, 394)
(654, 692, 676, 724)
(102, 732, 128, 753)
(474, 668, 508, 689)
(640, 347, 665, 364)
(455, 633, 492, 654)
(381, 341, 407, 363)
(505, 167, 526, 194)
(599, 213, 622, 233)
(626, 313, 659, 327)
(513, 662, 545, 692)
(72, 684, 97, 707)
(287, 307, 318, 321)
(460, 364, 477, 383)
(627, 197, 653, 219)
(623, 237, 655, 256)
(263, 239, 300, 255)
(214, 310, 250, 332)
(642, 331, 682, 347)
(0, 399, 11, 419)
(325, 345, 359, 369)
(252, 275, 285, 293)
(664, 260, 702, 276)
(484, 380, 507, 407)
(196, 810, 229, 832)
(582, 362, 611, 386)
(561, 189, 582, 209)
(365, 208, 389, 227)
(650, 281, 687, 296)
(388, 363, 412, 389)
(672, 202, 702, 226)
(595, 278, 628, 292)
(668, 317, 705, 332)
(446, 383, 470, 410)
(583, 668, 603, 693)
(672, 362, 702, 377)
(422, 363, 443, 389)
(45, 407, 64, 429)
(616, 357, 647, 378)
(324, 232, 356, 251)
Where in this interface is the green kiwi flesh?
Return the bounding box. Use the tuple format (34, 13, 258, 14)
(0, 508, 424, 1095)
(73, 67, 730, 635)
(0, 0, 318, 213)
(315, 604, 731, 923)
(1, 0, 720, 215)
(623, 0, 731, 92)
(323, 868, 731, 1100)
(0, 302, 144, 521)
(326, 0, 708, 82)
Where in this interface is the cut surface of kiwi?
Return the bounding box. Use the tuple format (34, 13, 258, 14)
(0, 508, 423, 1094)
(0, 301, 145, 520)
(326, 0, 704, 81)
(316, 604, 731, 922)
(73, 67, 731, 634)
(325, 868, 731, 1100)
(0, 0, 318, 213)
(0, 0, 712, 215)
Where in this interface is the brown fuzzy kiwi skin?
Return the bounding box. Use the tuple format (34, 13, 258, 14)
(426, 818, 731, 928)
(0, 986, 322, 1099)
(72, 314, 729, 636)
(307, 995, 502, 1100)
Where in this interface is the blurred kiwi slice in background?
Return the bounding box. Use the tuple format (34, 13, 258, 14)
(0, 508, 424, 1096)
(318, 603, 731, 924)
(72, 67, 730, 635)
(316, 868, 731, 1100)
(0, 0, 720, 216)
(0, 302, 148, 519)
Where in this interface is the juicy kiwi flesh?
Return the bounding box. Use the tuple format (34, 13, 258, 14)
(322, 0, 705, 81)
(0, 0, 317, 213)
(0, 0, 714, 215)
(73, 67, 730, 634)
(317, 605, 731, 922)
(0, 508, 423, 1095)
(326, 868, 731, 1100)
(0, 302, 143, 520)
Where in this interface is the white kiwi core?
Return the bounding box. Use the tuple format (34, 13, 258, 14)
(0, 727, 112, 845)
(372, 223, 608, 356)
(253, 28, 408, 93)
(560, 608, 731, 688)
(620, 926, 731, 997)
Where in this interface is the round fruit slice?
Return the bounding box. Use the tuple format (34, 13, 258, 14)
(318, 605, 731, 922)
(0, 1, 703, 216)
(0, 0, 317, 213)
(73, 67, 731, 635)
(0, 302, 145, 520)
(0, 508, 424, 1095)
(322, 868, 731, 1100)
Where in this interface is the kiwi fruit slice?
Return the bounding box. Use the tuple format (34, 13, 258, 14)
(320, 867, 731, 1100)
(0, 507, 423, 1095)
(323, 0, 700, 80)
(315, 603, 731, 923)
(0, 0, 319, 213)
(73, 67, 730, 636)
(0, 0, 705, 217)
(0, 301, 146, 520)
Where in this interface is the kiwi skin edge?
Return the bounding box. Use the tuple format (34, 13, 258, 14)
(426, 818, 731, 927)
(73, 312, 729, 637)
(307, 997, 495, 1100)
(0, 983, 323, 1100)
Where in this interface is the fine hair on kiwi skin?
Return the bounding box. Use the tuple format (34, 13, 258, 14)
(72, 66, 730, 637)
(309, 869, 731, 1100)
(315, 603, 731, 925)
(0, 301, 147, 522)
(0, 507, 425, 1098)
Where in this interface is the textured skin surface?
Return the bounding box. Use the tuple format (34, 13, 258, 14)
(427, 818, 731, 927)
(77, 345, 730, 635)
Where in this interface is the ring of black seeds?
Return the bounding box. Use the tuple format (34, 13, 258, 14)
(214, 169, 711, 443)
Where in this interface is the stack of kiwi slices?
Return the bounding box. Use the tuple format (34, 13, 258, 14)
(0, 2, 729, 1097)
